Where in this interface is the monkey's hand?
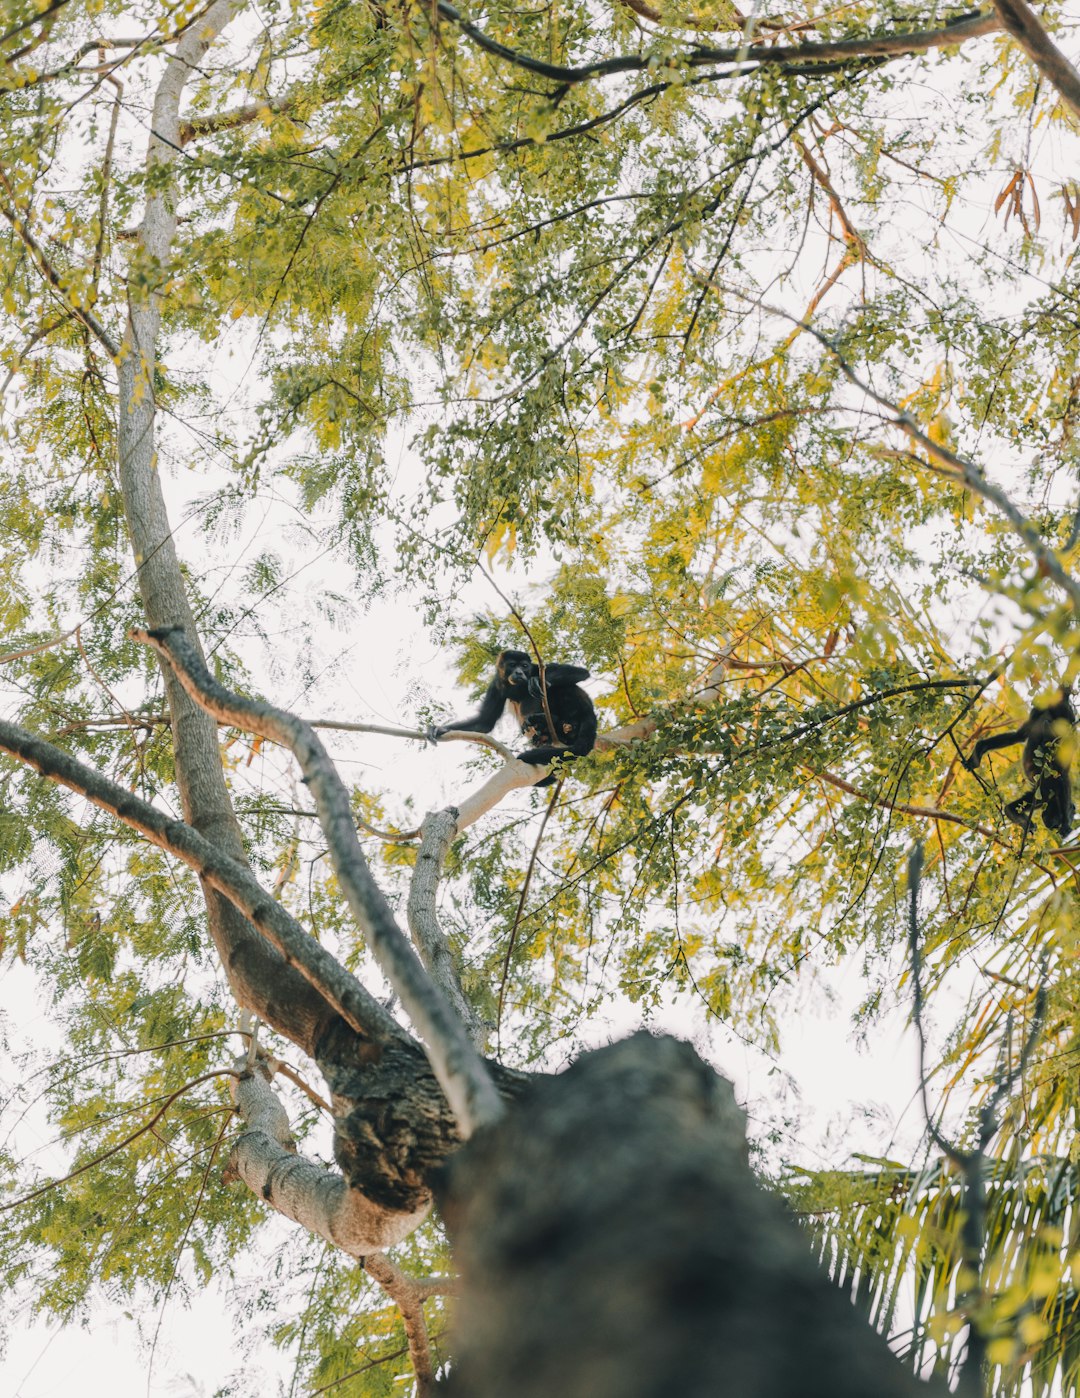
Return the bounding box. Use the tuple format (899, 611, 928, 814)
(527, 675, 544, 700)
(426, 723, 444, 745)
(961, 751, 981, 771)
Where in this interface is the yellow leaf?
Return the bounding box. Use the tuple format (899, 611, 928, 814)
(484, 521, 517, 563)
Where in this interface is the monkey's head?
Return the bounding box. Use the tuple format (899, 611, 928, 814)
(498, 649, 534, 694)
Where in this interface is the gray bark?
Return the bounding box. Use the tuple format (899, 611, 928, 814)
(440, 1033, 945, 1398)
(408, 811, 487, 1046)
(317, 1021, 529, 1214)
(0, 718, 403, 1048)
(114, 0, 337, 1052)
(226, 1064, 427, 1254)
(137, 625, 503, 1138)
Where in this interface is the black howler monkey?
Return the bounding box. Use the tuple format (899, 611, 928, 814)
(429, 648, 597, 785)
(963, 689, 1075, 838)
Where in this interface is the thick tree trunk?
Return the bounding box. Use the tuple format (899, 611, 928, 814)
(440, 1033, 943, 1398)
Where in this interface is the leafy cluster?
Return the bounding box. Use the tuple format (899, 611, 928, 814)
(4, 0, 1080, 1391)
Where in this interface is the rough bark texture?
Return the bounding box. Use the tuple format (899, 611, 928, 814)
(137, 625, 503, 1139)
(318, 1023, 528, 1213)
(226, 1064, 427, 1253)
(439, 1033, 945, 1398)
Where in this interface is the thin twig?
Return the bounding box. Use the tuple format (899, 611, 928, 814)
(714, 283, 1080, 613)
(496, 779, 563, 1042)
(0, 1069, 238, 1211)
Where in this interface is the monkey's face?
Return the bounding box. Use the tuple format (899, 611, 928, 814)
(499, 650, 534, 694)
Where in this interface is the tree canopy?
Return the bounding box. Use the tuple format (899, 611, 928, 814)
(3, 0, 1080, 1392)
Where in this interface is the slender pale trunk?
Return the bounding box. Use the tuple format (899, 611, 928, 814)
(114, 1, 336, 1050)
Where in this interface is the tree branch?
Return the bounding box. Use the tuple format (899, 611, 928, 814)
(363, 1252, 439, 1397)
(0, 165, 120, 357)
(808, 765, 1001, 840)
(992, 0, 1080, 120)
(496, 780, 562, 1038)
(133, 625, 504, 1139)
(408, 811, 487, 1046)
(720, 285, 1080, 614)
(0, 0, 71, 50)
(453, 756, 559, 831)
(225, 1060, 427, 1254)
(315, 717, 515, 761)
(180, 95, 291, 144)
(2, 1069, 237, 1212)
(112, 0, 346, 1052)
(449, 653, 735, 826)
(436, 1, 1000, 86)
(0, 717, 405, 1047)
(906, 845, 1048, 1398)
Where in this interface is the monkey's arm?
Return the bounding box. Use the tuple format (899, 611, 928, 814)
(429, 677, 507, 741)
(517, 745, 566, 766)
(527, 664, 590, 699)
(963, 728, 1026, 770)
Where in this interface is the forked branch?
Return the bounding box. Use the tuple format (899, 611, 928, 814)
(133, 625, 503, 1138)
(226, 1058, 427, 1254)
(0, 717, 404, 1047)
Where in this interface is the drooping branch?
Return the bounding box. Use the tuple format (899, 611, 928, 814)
(809, 765, 1002, 841)
(843, 374, 1080, 612)
(433, 651, 997, 840)
(496, 780, 562, 1037)
(0, 717, 405, 1049)
(992, 0, 1080, 120)
(906, 844, 1048, 1398)
(0, 0, 72, 49)
(0, 166, 120, 357)
(225, 1060, 428, 1255)
(2, 1068, 239, 1212)
(134, 625, 504, 1139)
